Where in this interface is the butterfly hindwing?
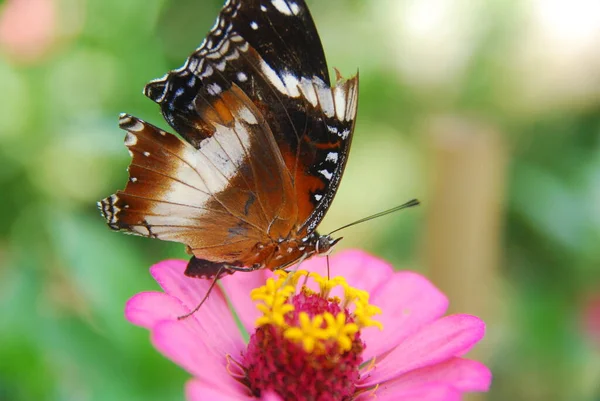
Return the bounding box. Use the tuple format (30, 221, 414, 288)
(100, 84, 298, 266)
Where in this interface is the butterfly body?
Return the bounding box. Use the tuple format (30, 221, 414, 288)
(99, 0, 358, 278)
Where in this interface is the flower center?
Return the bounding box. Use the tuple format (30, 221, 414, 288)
(241, 270, 382, 401)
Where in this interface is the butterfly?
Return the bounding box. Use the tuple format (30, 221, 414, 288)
(99, 0, 358, 280)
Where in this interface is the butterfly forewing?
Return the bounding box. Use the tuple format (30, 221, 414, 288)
(144, 0, 357, 233)
(100, 0, 359, 273)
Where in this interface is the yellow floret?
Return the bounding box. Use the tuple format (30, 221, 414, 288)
(354, 299, 383, 330)
(251, 270, 383, 353)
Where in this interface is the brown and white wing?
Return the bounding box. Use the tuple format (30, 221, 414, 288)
(144, 0, 359, 239)
(99, 85, 297, 266)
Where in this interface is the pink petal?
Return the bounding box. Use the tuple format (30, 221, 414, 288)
(376, 357, 491, 393)
(149, 259, 245, 356)
(366, 383, 461, 401)
(328, 249, 396, 293)
(186, 379, 254, 401)
(362, 271, 449, 361)
(296, 250, 395, 294)
(277, 250, 396, 301)
(125, 291, 188, 329)
(152, 320, 243, 388)
(126, 292, 240, 370)
(219, 270, 269, 333)
(360, 314, 485, 387)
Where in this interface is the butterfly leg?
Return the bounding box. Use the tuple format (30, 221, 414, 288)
(226, 263, 265, 272)
(179, 257, 235, 320)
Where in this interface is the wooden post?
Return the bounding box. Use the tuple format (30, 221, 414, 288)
(422, 115, 507, 401)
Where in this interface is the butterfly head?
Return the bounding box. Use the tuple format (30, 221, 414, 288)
(313, 233, 342, 256)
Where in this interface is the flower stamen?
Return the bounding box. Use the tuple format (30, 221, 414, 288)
(244, 270, 383, 400)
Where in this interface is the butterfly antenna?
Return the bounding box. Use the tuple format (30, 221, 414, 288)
(328, 198, 420, 236)
(177, 265, 225, 320)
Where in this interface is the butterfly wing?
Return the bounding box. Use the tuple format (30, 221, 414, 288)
(144, 0, 358, 237)
(100, 84, 297, 267)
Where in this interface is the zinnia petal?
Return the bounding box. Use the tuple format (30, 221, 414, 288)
(367, 383, 462, 401)
(375, 357, 491, 394)
(302, 250, 396, 295)
(125, 291, 188, 329)
(152, 320, 241, 387)
(186, 379, 254, 401)
(362, 271, 449, 361)
(149, 259, 246, 356)
(219, 270, 269, 333)
(360, 314, 485, 386)
(126, 291, 246, 378)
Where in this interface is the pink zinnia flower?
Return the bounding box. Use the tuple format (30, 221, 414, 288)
(0, 0, 57, 62)
(126, 250, 491, 400)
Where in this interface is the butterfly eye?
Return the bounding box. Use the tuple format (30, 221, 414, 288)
(315, 235, 333, 254)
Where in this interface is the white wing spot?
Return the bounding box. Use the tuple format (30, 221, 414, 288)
(259, 59, 287, 95)
(143, 151, 151, 157)
(298, 78, 319, 107)
(261, 5, 267, 11)
(316, 86, 335, 117)
(237, 104, 258, 125)
(314, 193, 323, 201)
(128, 120, 145, 132)
(207, 82, 222, 96)
(237, 72, 248, 82)
(124, 132, 137, 146)
(271, 0, 293, 15)
(340, 129, 350, 139)
(202, 64, 214, 78)
(290, 2, 300, 14)
(188, 58, 199, 71)
(319, 169, 333, 180)
(325, 152, 338, 164)
(215, 60, 227, 71)
(250, 21, 258, 30)
(130, 177, 138, 183)
(334, 85, 347, 120)
(282, 73, 300, 97)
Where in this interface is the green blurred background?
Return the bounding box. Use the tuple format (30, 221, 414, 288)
(1, 0, 599, 400)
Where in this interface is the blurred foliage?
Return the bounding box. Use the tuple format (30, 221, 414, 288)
(0, 0, 599, 400)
